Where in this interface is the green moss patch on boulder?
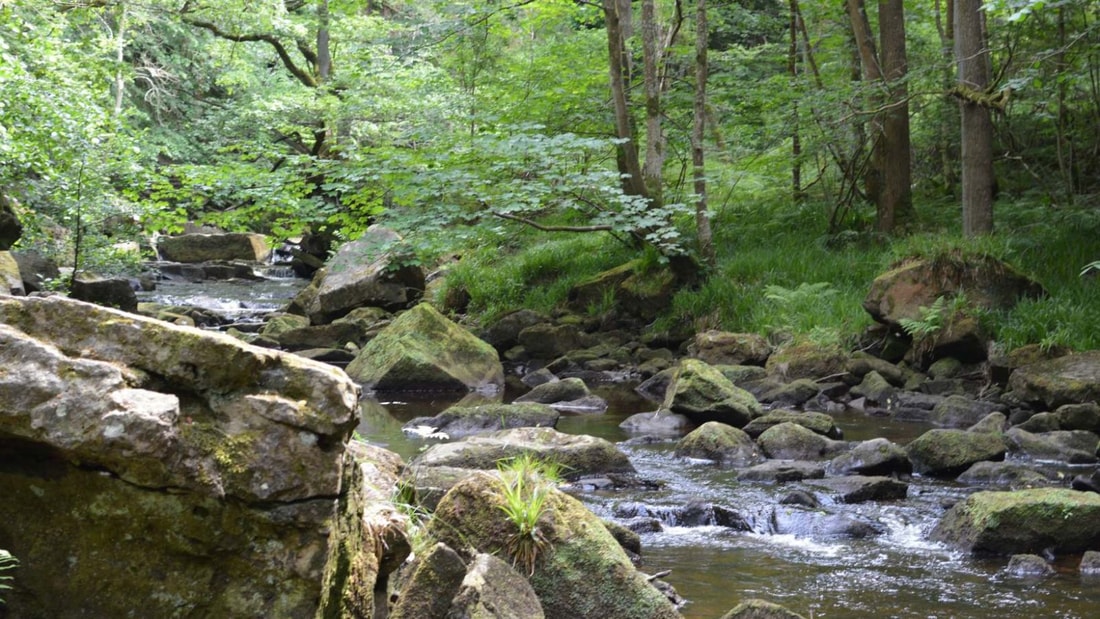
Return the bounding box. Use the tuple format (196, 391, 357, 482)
(905, 428, 1006, 478)
(931, 488, 1100, 555)
(675, 421, 764, 467)
(346, 303, 504, 393)
(1009, 350, 1100, 409)
(664, 358, 763, 427)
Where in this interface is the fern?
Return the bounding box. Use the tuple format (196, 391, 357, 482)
(898, 296, 948, 338)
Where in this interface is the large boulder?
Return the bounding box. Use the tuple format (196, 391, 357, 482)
(765, 342, 848, 381)
(825, 438, 911, 477)
(1009, 350, 1100, 408)
(931, 488, 1100, 555)
(290, 226, 424, 323)
(70, 275, 138, 312)
(743, 410, 842, 440)
(0, 250, 24, 295)
(664, 358, 763, 427)
(318, 441, 410, 619)
(446, 552, 546, 619)
(757, 422, 847, 461)
(428, 474, 681, 619)
(11, 249, 60, 293)
(157, 232, 271, 263)
(410, 427, 634, 479)
(675, 421, 764, 467)
(515, 377, 608, 412)
(905, 428, 1006, 477)
(345, 303, 504, 393)
(1004, 428, 1100, 464)
(0, 295, 361, 618)
(863, 254, 1044, 328)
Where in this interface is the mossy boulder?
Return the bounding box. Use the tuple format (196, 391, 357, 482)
(404, 402, 560, 439)
(515, 377, 608, 412)
(905, 429, 1007, 478)
(0, 250, 24, 295)
(719, 599, 807, 619)
(675, 421, 764, 467)
(410, 427, 635, 479)
(863, 254, 1045, 327)
(743, 410, 842, 440)
(389, 543, 468, 619)
(156, 232, 270, 263)
(346, 303, 503, 392)
(932, 395, 1008, 429)
(956, 461, 1055, 489)
(826, 438, 911, 477)
(664, 358, 763, 427)
(931, 488, 1100, 555)
(804, 475, 909, 503)
(427, 474, 681, 619)
(689, 330, 772, 366)
(1004, 428, 1100, 464)
(765, 342, 848, 381)
(756, 422, 848, 461)
(1009, 351, 1100, 408)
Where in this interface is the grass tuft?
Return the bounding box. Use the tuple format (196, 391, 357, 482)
(495, 453, 563, 575)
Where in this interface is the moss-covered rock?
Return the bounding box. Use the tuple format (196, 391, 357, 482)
(689, 330, 772, 366)
(664, 358, 763, 427)
(765, 342, 848, 381)
(825, 438, 911, 477)
(756, 422, 847, 461)
(675, 421, 763, 467)
(1009, 351, 1100, 408)
(346, 303, 504, 392)
(1004, 428, 1099, 464)
(515, 377, 607, 412)
(427, 474, 681, 619)
(447, 552, 546, 619)
(931, 488, 1100, 555)
(743, 410, 842, 440)
(157, 232, 270, 262)
(389, 543, 468, 619)
(0, 250, 24, 295)
(905, 428, 1006, 478)
(719, 598, 806, 619)
(410, 427, 634, 479)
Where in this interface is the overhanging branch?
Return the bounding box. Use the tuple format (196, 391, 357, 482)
(492, 211, 614, 232)
(182, 17, 318, 88)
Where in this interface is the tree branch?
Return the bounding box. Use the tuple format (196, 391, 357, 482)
(181, 17, 318, 88)
(492, 211, 614, 232)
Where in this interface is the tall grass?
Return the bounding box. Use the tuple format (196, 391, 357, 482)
(496, 453, 563, 575)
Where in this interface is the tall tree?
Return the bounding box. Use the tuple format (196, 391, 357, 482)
(953, 0, 995, 235)
(845, 0, 913, 233)
(693, 0, 714, 267)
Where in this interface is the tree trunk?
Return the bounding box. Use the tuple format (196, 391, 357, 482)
(877, 0, 913, 232)
(788, 0, 803, 202)
(954, 0, 994, 235)
(642, 0, 665, 203)
(693, 0, 714, 267)
(603, 0, 649, 199)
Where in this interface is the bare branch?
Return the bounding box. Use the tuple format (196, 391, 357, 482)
(181, 17, 318, 88)
(492, 211, 614, 233)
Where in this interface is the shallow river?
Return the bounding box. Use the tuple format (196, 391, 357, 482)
(361, 387, 1100, 619)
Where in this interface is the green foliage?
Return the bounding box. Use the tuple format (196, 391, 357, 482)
(0, 549, 17, 604)
(495, 453, 563, 576)
(1081, 261, 1100, 277)
(898, 296, 950, 339)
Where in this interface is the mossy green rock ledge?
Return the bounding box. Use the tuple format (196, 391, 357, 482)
(428, 473, 681, 619)
(931, 488, 1100, 555)
(346, 302, 504, 393)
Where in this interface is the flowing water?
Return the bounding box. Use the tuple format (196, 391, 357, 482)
(143, 275, 1100, 619)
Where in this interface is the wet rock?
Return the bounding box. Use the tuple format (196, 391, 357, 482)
(743, 410, 842, 440)
(603, 520, 642, 556)
(846, 352, 911, 386)
(770, 507, 883, 539)
(931, 488, 1100, 555)
(765, 342, 848, 381)
(826, 438, 911, 477)
(737, 461, 826, 484)
(612, 501, 749, 530)
(1005, 554, 1055, 578)
(294, 347, 356, 364)
(1004, 428, 1100, 464)
(428, 475, 681, 619)
(757, 422, 848, 461)
(805, 475, 909, 504)
(688, 330, 771, 366)
(481, 309, 549, 352)
(928, 356, 964, 379)
(411, 427, 635, 479)
(757, 378, 821, 407)
(522, 367, 559, 388)
(719, 598, 807, 619)
(619, 410, 692, 436)
(664, 358, 763, 427)
(850, 371, 897, 405)
(675, 421, 764, 468)
(70, 276, 139, 312)
(906, 428, 1006, 478)
(518, 322, 592, 360)
(516, 377, 607, 412)
(967, 412, 1009, 434)
(1080, 550, 1100, 574)
(389, 542, 468, 619)
(635, 367, 677, 402)
(1056, 402, 1100, 434)
(931, 395, 1007, 428)
(1071, 470, 1100, 494)
(957, 461, 1054, 489)
(778, 490, 820, 508)
(273, 321, 372, 351)
(717, 364, 769, 387)
(404, 402, 560, 439)
(260, 312, 311, 337)
(1013, 411, 1060, 433)
(157, 232, 270, 263)
(346, 303, 503, 393)
(1009, 350, 1100, 408)
(447, 552, 545, 619)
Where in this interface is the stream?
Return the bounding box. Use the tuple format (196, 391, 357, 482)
(144, 272, 1100, 619)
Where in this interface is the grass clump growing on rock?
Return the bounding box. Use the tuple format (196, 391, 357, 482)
(0, 549, 17, 603)
(496, 453, 563, 575)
